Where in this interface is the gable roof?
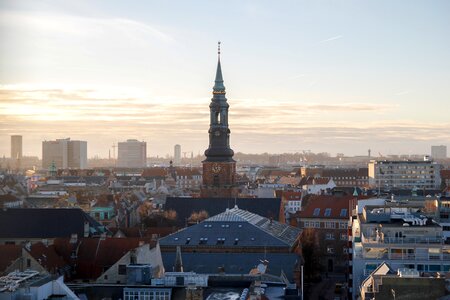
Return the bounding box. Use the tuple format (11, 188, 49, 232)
(53, 237, 156, 280)
(297, 195, 354, 219)
(28, 242, 67, 273)
(0, 208, 107, 239)
(165, 197, 281, 226)
(0, 245, 21, 274)
(160, 207, 301, 249)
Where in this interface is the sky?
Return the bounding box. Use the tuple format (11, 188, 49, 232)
(0, 0, 449, 159)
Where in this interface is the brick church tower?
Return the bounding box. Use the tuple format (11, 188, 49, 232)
(201, 43, 238, 198)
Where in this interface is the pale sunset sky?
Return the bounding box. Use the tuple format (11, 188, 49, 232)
(0, 0, 449, 158)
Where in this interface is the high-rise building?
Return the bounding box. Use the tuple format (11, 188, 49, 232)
(174, 144, 181, 165)
(431, 145, 447, 159)
(10, 135, 23, 170)
(68, 140, 88, 169)
(10, 135, 22, 160)
(117, 139, 147, 168)
(201, 44, 238, 198)
(42, 138, 87, 169)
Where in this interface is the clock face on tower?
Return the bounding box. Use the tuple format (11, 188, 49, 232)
(212, 163, 222, 173)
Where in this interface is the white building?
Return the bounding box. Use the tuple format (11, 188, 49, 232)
(117, 139, 147, 168)
(368, 159, 442, 190)
(349, 200, 450, 300)
(431, 145, 447, 159)
(42, 138, 87, 169)
(174, 144, 181, 165)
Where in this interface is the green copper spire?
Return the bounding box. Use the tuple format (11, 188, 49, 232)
(213, 41, 225, 92)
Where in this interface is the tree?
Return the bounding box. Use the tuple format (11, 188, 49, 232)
(300, 228, 322, 280)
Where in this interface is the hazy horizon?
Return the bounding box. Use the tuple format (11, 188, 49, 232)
(1, 0, 449, 158)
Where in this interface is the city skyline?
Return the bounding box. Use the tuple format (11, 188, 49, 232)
(1, 0, 450, 158)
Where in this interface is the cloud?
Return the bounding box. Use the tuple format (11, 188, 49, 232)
(0, 11, 175, 44)
(319, 35, 343, 43)
(0, 86, 448, 157)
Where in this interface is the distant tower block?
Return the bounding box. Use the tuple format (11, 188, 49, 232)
(174, 144, 181, 165)
(11, 135, 22, 170)
(368, 149, 371, 159)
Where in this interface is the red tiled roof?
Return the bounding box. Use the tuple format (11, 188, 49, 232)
(278, 176, 301, 186)
(280, 191, 302, 200)
(141, 168, 168, 177)
(297, 195, 354, 219)
(441, 170, 450, 179)
(175, 168, 201, 177)
(29, 242, 67, 273)
(53, 237, 156, 280)
(0, 245, 21, 274)
(299, 176, 331, 186)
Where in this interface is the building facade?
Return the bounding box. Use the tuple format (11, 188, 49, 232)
(10, 135, 22, 160)
(350, 201, 450, 300)
(201, 45, 238, 198)
(368, 160, 442, 190)
(42, 138, 87, 170)
(117, 139, 147, 168)
(174, 144, 181, 165)
(431, 145, 447, 159)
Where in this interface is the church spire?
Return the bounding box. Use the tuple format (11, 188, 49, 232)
(213, 41, 225, 92)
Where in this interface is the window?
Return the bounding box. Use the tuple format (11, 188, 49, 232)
(26, 259, 31, 268)
(325, 233, 335, 240)
(315, 221, 321, 228)
(313, 208, 320, 216)
(340, 209, 347, 217)
(118, 264, 126, 275)
(325, 222, 335, 229)
(339, 222, 347, 229)
(340, 233, 348, 241)
(304, 221, 310, 228)
(327, 247, 335, 254)
(324, 208, 331, 217)
(343, 247, 348, 254)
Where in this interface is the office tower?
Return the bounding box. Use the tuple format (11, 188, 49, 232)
(117, 139, 147, 168)
(174, 144, 181, 165)
(10, 135, 22, 160)
(431, 145, 447, 159)
(42, 138, 87, 169)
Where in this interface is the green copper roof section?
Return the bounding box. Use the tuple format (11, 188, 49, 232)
(213, 58, 225, 92)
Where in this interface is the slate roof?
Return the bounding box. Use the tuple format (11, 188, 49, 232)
(161, 252, 299, 281)
(0, 208, 107, 239)
(159, 207, 301, 248)
(165, 197, 281, 226)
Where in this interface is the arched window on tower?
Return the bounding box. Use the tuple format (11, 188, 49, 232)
(213, 175, 219, 187)
(215, 111, 221, 124)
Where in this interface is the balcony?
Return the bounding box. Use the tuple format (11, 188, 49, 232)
(362, 234, 444, 245)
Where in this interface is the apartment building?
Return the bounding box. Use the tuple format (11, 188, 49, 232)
(42, 138, 87, 169)
(117, 139, 147, 168)
(349, 200, 450, 299)
(368, 159, 442, 190)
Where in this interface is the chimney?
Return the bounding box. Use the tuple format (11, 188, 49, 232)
(84, 221, 89, 237)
